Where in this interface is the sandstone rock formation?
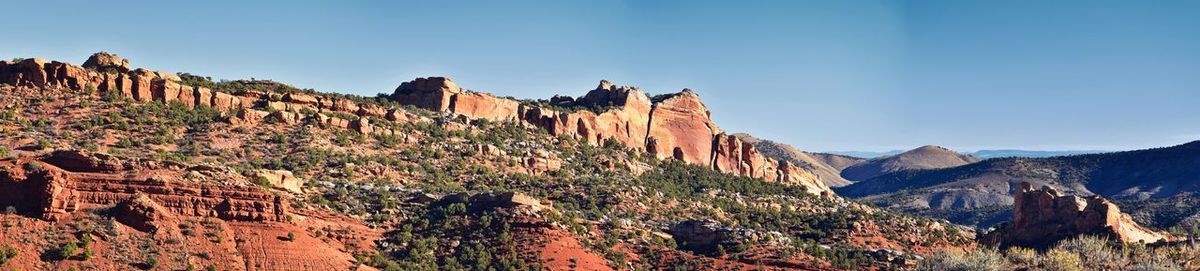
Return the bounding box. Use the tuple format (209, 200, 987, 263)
(646, 90, 718, 165)
(390, 76, 461, 111)
(734, 133, 867, 187)
(979, 182, 1172, 248)
(389, 77, 831, 195)
(0, 53, 831, 195)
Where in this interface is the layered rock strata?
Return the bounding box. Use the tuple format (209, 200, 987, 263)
(0, 150, 289, 224)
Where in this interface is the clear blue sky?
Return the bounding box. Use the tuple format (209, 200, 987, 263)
(5, 0, 1199, 152)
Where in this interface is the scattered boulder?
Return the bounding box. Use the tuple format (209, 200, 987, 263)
(669, 219, 793, 256)
(251, 169, 304, 194)
(433, 192, 554, 213)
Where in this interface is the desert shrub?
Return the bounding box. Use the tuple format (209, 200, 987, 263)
(1053, 235, 1127, 269)
(58, 241, 78, 260)
(916, 248, 1004, 271)
(1004, 246, 1039, 268)
(1042, 248, 1083, 271)
(0, 245, 17, 265)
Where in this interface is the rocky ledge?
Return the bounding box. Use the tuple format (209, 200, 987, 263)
(0, 150, 290, 224)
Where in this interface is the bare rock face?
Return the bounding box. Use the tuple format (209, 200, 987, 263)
(450, 92, 520, 122)
(82, 52, 131, 73)
(646, 90, 719, 165)
(980, 182, 1172, 248)
(575, 81, 653, 150)
(391, 77, 461, 111)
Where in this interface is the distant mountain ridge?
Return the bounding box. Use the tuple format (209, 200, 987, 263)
(839, 145, 981, 182)
(969, 149, 1106, 159)
(744, 141, 982, 188)
(826, 150, 905, 159)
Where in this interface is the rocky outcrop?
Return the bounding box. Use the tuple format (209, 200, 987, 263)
(0, 151, 290, 225)
(390, 77, 461, 111)
(0, 52, 415, 139)
(390, 78, 831, 195)
(669, 219, 790, 255)
(82, 52, 131, 73)
(980, 182, 1172, 248)
(251, 169, 304, 194)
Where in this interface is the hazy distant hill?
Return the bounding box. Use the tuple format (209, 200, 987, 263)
(837, 141, 1200, 228)
(969, 149, 1105, 159)
(827, 150, 904, 159)
(839, 145, 981, 182)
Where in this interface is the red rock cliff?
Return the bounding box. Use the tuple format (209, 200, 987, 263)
(391, 78, 832, 195)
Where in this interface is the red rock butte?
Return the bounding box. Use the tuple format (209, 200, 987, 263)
(980, 182, 1172, 248)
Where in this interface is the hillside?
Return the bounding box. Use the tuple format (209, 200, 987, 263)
(734, 134, 864, 187)
(837, 141, 1200, 228)
(0, 52, 974, 270)
(839, 145, 980, 182)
